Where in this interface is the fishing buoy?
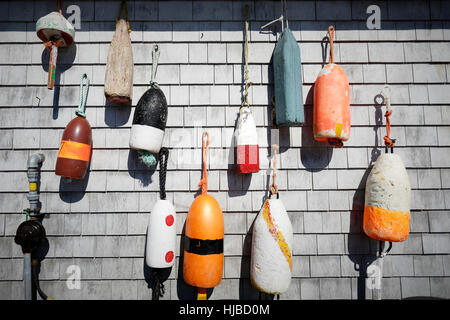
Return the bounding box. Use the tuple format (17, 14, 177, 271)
(261, 0, 303, 126)
(313, 26, 350, 147)
(36, 1, 75, 90)
(55, 74, 92, 180)
(234, 107, 259, 174)
(104, 1, 133, 105)
(129, 45, 167, 167)
(234, 8, 259, 174)
(146, 148, 176, 300)
(250, 145, 293, 295)
(364, 87, 411, 242)
(183, 132, 224, 300)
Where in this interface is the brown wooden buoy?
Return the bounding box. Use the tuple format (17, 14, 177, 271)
(104, 1, 133, 105)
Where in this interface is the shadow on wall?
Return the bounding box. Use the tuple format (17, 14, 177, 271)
(346, 93, 385, 300)
(104, 102, 132, 127)
(300, 86, 332, 172)
(40, 44, 77, 118)
(143, 227, 172, 300)
(127, 149, 157, 187)
(58, 157, 91, 204)
(3, 0, 444, 32)
(239, 214, 266, 300)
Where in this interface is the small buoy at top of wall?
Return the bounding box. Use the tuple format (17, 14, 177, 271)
(36, 1, 75, 90)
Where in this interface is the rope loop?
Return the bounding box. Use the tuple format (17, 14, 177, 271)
(158, 148, 169, 200)
(269, 144, 279, 196)
(75, 73, 89, 118)
(328, 25, 335, 64)
(150, 44, 160, 89)
(198, 132, 210, 195)
(381, 86, 395, 150)
(117, 0, 131, 33)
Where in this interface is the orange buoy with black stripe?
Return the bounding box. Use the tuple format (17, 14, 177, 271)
(55, 74, 92, 180)
(364, 87, 411, 242)
(313, 26, 350, 147)
(183, 132, 224, 300)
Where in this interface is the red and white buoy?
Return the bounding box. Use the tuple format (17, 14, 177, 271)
(234, 107, 259, 174)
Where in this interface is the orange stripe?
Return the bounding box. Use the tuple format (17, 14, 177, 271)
(57, 140, 91, 162)
(261, 200, 292, 271)
(363, 205, 410, 242)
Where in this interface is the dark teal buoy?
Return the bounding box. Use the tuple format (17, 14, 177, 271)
(273, 28, 304, 126)
(262, 0, 304, 126)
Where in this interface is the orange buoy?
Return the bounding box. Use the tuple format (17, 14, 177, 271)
(313, 26, 350, 147)
(183, 132, 224, 300)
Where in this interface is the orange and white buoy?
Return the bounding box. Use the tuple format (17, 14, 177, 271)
(313, 26, 350, 147)
(364, 87, 411, 242)
(183, 132, 224, 300)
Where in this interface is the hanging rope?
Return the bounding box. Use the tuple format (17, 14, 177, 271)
(75, 73, 89, 118)
(56, 0, 63, 14)
(150, 44, 160, 89)
(151, 270, 165, 300)
(198, 132, 210, 195)
(281, 0, 289, 30)
(382, 86, 395, 150)
(117, 0, 131, 33)
(241, 5, 252, 110)
(328, 25, 335, 64)
(158, 148, 169, 200)
(269, 144, 279, 196)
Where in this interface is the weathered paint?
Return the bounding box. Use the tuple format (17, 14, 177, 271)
(129, 88, 167, 154)
(364, 153, 411, 242)
(313, 63, 351, 145)
(104, 19, 134, 105)
(250, 198, 293, 294)
(273, 28, 304, 126)
(234, 107, 259, 173)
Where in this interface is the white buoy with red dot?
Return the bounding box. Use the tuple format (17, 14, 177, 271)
(146, 148, 176, 269)
(146, 199, 176, 268)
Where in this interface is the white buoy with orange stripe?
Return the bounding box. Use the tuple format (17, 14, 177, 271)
(313, 26, 350, 147)
(183, 132, 224, 300)
(250, 145, 293, 295)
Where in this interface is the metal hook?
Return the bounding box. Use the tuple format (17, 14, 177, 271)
(380, 85, 391, 112)
(260, 0, 289, 32)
